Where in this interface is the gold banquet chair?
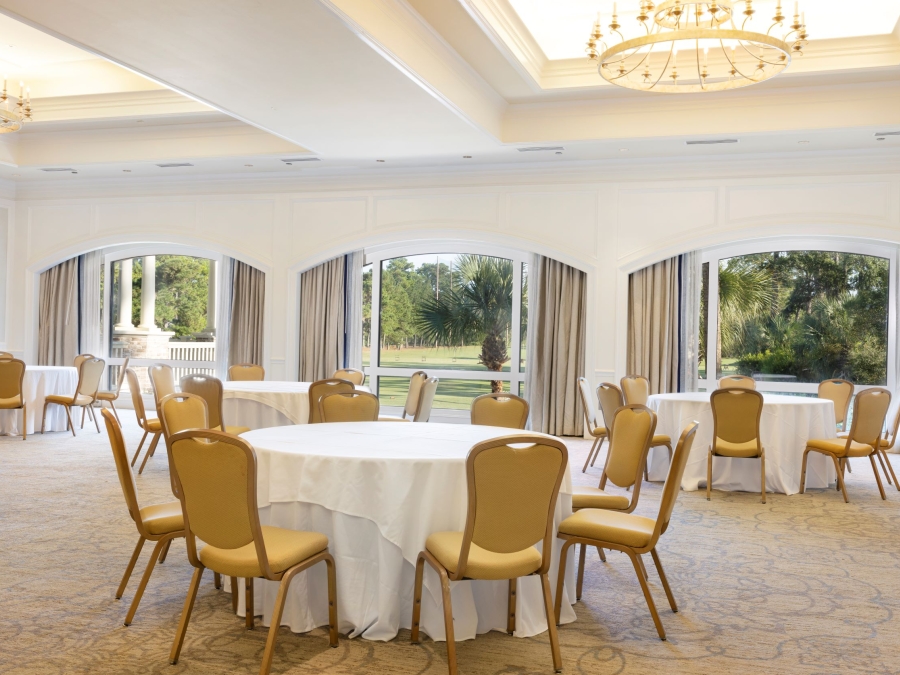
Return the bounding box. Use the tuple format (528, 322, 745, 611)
(41, 357, 105, 436)
(718, 375, 757, 390)
(74, 353, 95, 369)
(167, 429, 338, 674)
(125, 368, 164, 475)
(229, 363, 265, 381)
(577, 377, 608, 472)
(708, 388, 767, 504)
(411, 434, 568, 675)
(180, 373, 250, 435)
(319, 391, 380, 422)
(619, 376, 672, 476)
(800, 388, 892, 503)
(819, 379, 854, 433)
(571, 404, 657, 592)
(102, 409, 185, 626)
(149, 364, 177, 408)
(0, 358, 27, 440)
(555, 422, 699, 641)
(333, 367, 365, 386)
(96, 357, 130, 423)
(308, 378, 355, 424)
(412, 377, 439, 422)
(470, 392, 529, 429)
(378, 370, 427, 422)
(0, 351, 14, 359)
(874, 403, 900, 489)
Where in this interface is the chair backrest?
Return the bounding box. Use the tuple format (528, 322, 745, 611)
(112, 357, 130, 394)
(308, 378, 355, 423)
(413, 377, 439, 422)
(710, 388, 763, 450)
(0, 358, 25, 401)
(229, 363, 265, 381)
(845, 388, 892, 450)
(577, 377, 599, 428)
(333, 368, 365, 386)
(620, 375, 650, 405)
(149, 364, 177, 406)
(74, 353, 95, 369)
(101, 408, 142, 526)
(470, 393, 529, 429)
(0, 351, 13, 359)
(319, 391, 380, 422)
(818, 378, 854, 428)
(885, 402, 900, 447)
(653, 422, 700, 540)
(719, 375, 757, 390)
(159, 393, 210, 439)
(180, 374, 225, 429)
(169, 429, 273, 577)
(597, 382, 625, 432)
(454, 435, 568, 580)
(403, 371, 428, 418)
(603, 404, 657, 491)
(77, 358, 106, 399)
(125, 368, 150, 427)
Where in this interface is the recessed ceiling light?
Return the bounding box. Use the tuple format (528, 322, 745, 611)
(136, 120, 143, 123)
(244, 164, 253, 167)
(463, 155, 472, 159)
(376, 159, 385, 163)
(619, 149, 628, 152)
(555, 151, 563, 155)
(798, 140, 810, 144)
(122, 169, 131, 172)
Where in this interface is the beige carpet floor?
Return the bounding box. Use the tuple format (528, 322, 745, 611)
(1, 416, 899, 674)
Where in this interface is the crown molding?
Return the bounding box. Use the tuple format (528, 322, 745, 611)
(28, 89, 214, 124)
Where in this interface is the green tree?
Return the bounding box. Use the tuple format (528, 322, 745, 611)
(125, 255, 210, 337)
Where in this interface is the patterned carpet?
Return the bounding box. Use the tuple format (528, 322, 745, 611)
(1, 416, 899, 674)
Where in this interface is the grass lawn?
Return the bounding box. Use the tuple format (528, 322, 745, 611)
(363, 345, 517, 371)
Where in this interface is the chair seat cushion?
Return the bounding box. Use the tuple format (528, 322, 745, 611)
(212, 424, 252, 436)
(806, 438, 874, 458)
(95, 390, 117, 401)
(145, 418, 162, 432)
(712, 438, 763, 458)
(0, 394, 22, 409)
(651, 434, 671, 446)
(425, 531, 542, 580)
(572, 485, 630, 511)
(46, 393, 93, 406)
(199, 525, 329, 578)
(139, 501, 184, 536)
(558, 509, 656, 549)
(378, 415, 411, 422)
(590, 426, 607, 438)
(880, 438, 893, 448)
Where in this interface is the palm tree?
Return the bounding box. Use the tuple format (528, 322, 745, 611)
(416, 255, 513, 392)
(717, 262, 774, 371)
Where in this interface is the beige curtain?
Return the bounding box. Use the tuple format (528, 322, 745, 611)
(627, 256, 680, 394)
(299, 256, 345, 381)
(38, 258, 79, 366)
(229, 260, 265, 366)
(525, 255, 587, 436)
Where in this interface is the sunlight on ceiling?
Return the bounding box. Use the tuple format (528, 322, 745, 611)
(509, 0, 900, 60)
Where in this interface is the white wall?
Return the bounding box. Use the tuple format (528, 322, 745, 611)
(5, 151, 900, 388)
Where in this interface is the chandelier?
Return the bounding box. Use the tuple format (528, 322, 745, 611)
(586, 1, 809, 93)
(0, 77, 32, 132)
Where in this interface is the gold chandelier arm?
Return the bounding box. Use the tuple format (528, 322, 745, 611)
(737, 39, 788, 67)
(695, 38, 708, 92)
(720, 38, 759, 81)
(607, 46, 656, 82)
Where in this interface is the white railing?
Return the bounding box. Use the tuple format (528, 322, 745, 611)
(167, 341, 216, 361)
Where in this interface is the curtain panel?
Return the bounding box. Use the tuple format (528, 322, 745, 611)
(229, 260, 265, 367)
(38, 258, 79, 366)
(78, 250, 103, 357)
(525, 254, 587, 436)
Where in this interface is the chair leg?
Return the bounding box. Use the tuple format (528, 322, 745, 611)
(870, 455, 887, 501)
(411, 554, 426, 643)
(231, 577, 239, 613)
(540, 573, 563, 673)
(324, 553, 339, 647)
(876, 450, 891, 485)
(799, 448, 810, 494)
(81, 405, 86, 429)
(116, 536, 146, 599)
(109, 399, 120, 423)
(64, 406, 76, 437)
(259, 567, 299, 675)
(125, 535, 173, 626)
(131, 430, 148, 467)
(650, 548, 678, 613)
(169, 566, 204, 665)
(590, 437, 606, 467)
(554, 539, 574, 625)
(158, 538, 172, 564)
(832, 455, 849, 503)
(246, 577, 255, 630)
(90, 404, 100, 433)
(636, 554, 650, 581)
(582, 436, 600, 473)
(438, 565, 457, 675)
(214, 572, 222, 590)
(507, 578, 517, 635)
(880, 448, 900, 490)
(706, 448, 713, 501)
(41, 402, 48, 434)
(597, 546, 607, 563)
(138, 432, 161, 475)
(760, 451, 766, 504)
(576, 543, 586, 601)
(626, 550, 666, 640)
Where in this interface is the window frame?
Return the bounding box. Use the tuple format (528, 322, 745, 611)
(699, 236, 898, 395)
(364, 241, 529, 418)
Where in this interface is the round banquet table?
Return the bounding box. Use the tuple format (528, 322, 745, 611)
(646, 392, 837, 495)
(223, 381, 371, 430)
(0, 365, 78, 436)
(236, 422, 577, 642)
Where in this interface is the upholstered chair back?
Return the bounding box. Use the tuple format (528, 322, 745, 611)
(160, 393, 210, 438)
(228, 363, 265, 381)
(0, 351, 13, 359)
(74, 353, 95, 369)
(102, 408, 141, 525)
(470, 393, 529, 429)
(847, 388, 891, 448)
(656, 422, 700, 536)
(333, 368, 365, 386)
(126, 368, 150, 425)
(308, 378, 355, 423)
(319, 391, 380, 422)
(711, 389, 763, 447)
(577, 377, 599, 428)
(111, 357, 130, 394)
(404, 371, 429, 417)
(605, 405, 657, 489)
(0, 358, 25, 401)
(413, 377, 439, 422)
(620, 375, 650, 405)
(180, 374, 224, 429)
(78, 358, 106, 398)
(149, 364, 177, 406)
(719, 375, 757, 390)
(597, 382, 625, 431)
(818, 379, 854, 428)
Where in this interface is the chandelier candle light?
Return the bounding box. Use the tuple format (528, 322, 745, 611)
(0, 75, 33, 132)
(587, 1, 808, 92)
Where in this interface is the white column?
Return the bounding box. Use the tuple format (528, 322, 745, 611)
(204, 260, 217, 334)
(115, 259, 134, 330)
(137, 255, 159, 332)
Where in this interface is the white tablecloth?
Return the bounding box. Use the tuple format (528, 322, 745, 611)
(647, 392, 837, 495)
(222, 381, 371, 430)
(0, 365, 79, 436)
(239, 422, 576, 642)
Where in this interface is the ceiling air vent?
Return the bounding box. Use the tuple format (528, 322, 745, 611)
(517, 146, 565, 152)
(282, 157, 321, 163)
(40, 167, 75, 172)
(156, 163, 194, 168)
(875, 131, 900, 137)
(685, 139, 739, 145)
